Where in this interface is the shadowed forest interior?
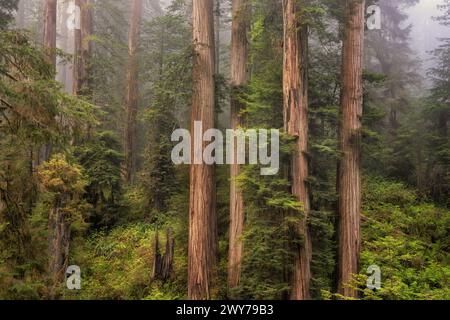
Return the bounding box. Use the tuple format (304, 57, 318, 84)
(0, 0, 449, 300)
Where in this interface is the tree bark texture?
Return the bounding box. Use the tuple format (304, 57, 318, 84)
(38, 0, 57, 166)
(152, 229, 175, 281)
(48, 196, 71, 299)
(56, 0, 73, 93)
(337, 0, 365, 299)
(73, 0, 92, 95)
(228, 0, 248, 292)
(189, 0, 217, 301)
(283, 0, 312, 300)
(214, 0, 220, 75)
(43, 0, 57, 67)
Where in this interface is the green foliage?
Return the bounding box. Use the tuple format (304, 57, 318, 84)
(89, 0, 129, 131)
(233, 166, 303, 300)
(137, 2, 192, 220)
(36, 154, 89, 234)
(228, 2, 292, 299)
(0, 155, 90, 300)
(74, 131, 125, 229)
(360, 178, 449, 300)
(37, 154, 86, 196)
(0, 30, 95, 292)
(0, 0, 18, 29)
(424, 5, 450, 206)
(67, 222, 185, 300)
(0, 30, 96, 146)
(322, 178, 450, 300)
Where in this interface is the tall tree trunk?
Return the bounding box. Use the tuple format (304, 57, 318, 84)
(48, 195, 71, 299)
(16, 0, 26, 28)
(81, 0, 92, 94)
(123, 0, 142, 185)
(73, 0, 92, 96)
(228, 0, 248, 293)
(42, 3, 59, 282)
(337, 0, 365, 299)
(282, 0, 311, 300)
(56, 0, 72, 93)
(214, 0, 221, 75)
(37, 0, 57, 165)
(189, 0, 217, 300)
(43, 0, 57, 67)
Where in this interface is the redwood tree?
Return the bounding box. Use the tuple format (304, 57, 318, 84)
(43, 0, 57, 66)
(38, 0, 57, 164)
(283, 0, 311, 300)
(228, 0, 249, 292)
(214, 0, 221, 75)
(337, 0, 365, 298)
(73, 0, 92, 95)
(189, 0, 217, 300)
(123, 0, 142, 185)
(43, 1, 58, 276)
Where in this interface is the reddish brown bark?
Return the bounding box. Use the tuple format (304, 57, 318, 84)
(43, 2, 59, 294)
(282, 0, 311, 300)
(337, 0, 365, 299)
(228, 0, 248, 292)
(43, 0, 57, 67)
(214, 0, 221, 75)
(48, 196, 71, 299)
(37, 0, 57, 166)
(56, 0, 72, 93)
(73, 0, 92, 95)
(152, 228, 175, 281)
(189, 0, 217, 300)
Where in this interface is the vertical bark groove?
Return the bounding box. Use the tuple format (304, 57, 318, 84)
(189, 0, 217, 300)
(228, 0, 248, 293)
(337, 0, 365, 299)
(214, 0, 221, 75)
(43, 0, 57, 67)
(283, 0, 311, 300)
(48, 196, 71, 299)
(38, 0, 57, 165)
(152, 228, 175, 281)
(43, 3, 61, 296)
(73, 0, 92, 96)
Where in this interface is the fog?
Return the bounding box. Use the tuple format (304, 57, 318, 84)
(407, 0, 449, 76)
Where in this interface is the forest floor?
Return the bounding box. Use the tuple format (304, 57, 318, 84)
(56, 176, 449, 300)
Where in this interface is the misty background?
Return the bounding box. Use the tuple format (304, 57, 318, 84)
(407, 0, 448, 83)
